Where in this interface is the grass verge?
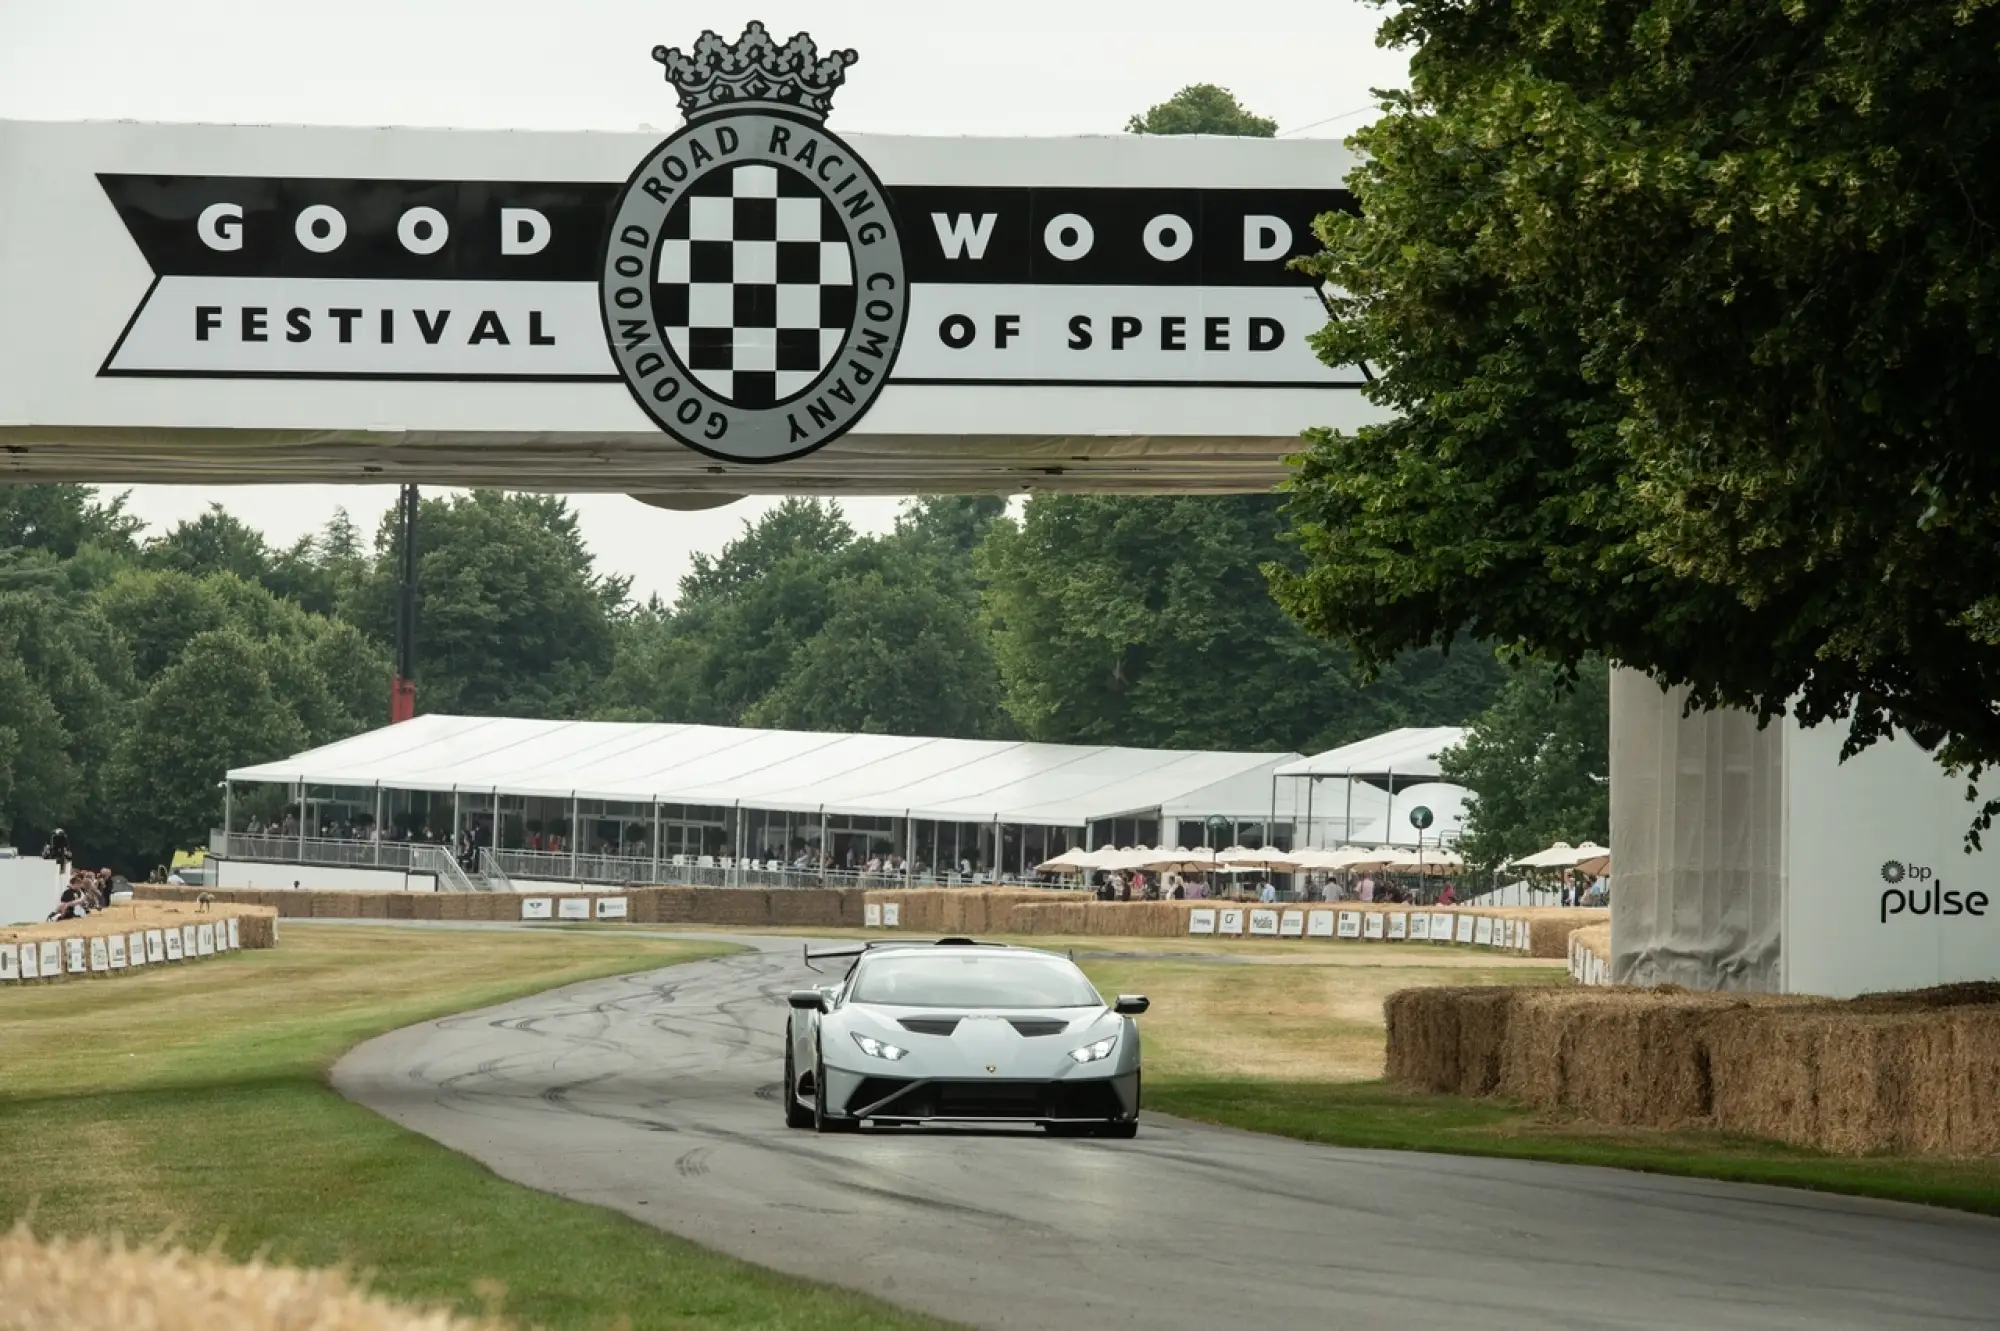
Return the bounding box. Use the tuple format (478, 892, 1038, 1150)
(0, 924, 952, 1331)
(1143, 1079, 2000, 1217)
(1070, 952, 2000, 1217)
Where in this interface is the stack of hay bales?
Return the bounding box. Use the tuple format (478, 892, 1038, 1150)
(1383, 983, 2000, 1156)
(0, 1225, 497, 1331)
(864, 888, 1060, 933)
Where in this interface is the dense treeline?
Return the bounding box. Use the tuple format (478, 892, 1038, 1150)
(0, 485, 1506, 872)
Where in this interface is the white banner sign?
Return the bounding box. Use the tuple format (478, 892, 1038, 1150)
(864, 902, 883, 928)
(181, 925, 198, 957)
(1473, 917, 1494, 946)
(24, 943, 43, 979)
(1387, 911, 1408, 940)
(165, 930, 184, 962)
(1187, 908, 1216, 936)
(557, 898, 591, 920)
(127, 931, 147, 965)
(595, 896, 629, 919)
(1218, 908, 1244, 936)
(1278, 909, 1305, 938)
(1362, 912, 1385, 940)
(87, 938, 109, 972)
(145, 929, 166, 963)
(1455, 915, 1476, 944)
(197, 924, 216, 956)
(227, 918, 242, 949)
(1336, 910, 1361, 939)
(108, 935, 127, 969)
(0, 947, 15, 981)
(1431, 912, 1453, 943)
(520, 897, 554, 920)
(1305, 908, 1335, 938)
(1248, 908, 1279, 937)
(1409, 913, 1430, 941)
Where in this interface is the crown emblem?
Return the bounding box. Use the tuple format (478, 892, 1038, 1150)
(652, 22, 858, 124)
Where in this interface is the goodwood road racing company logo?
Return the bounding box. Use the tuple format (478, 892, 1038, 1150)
(600, 23, 909, 462)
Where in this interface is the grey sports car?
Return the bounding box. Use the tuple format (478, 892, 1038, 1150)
(783, 939, 1147, 1135)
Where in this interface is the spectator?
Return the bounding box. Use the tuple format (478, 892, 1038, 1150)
(1259, 879, 1278, 905)
(1440, 882, 1457, 905)
(46, 827, 71, 872)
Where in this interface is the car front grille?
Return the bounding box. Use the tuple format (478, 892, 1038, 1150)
(846, 1077, 1124, 1121)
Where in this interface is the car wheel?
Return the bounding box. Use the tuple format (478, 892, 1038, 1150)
(783, 1028, 813, 1130)
(813, 1040, 858, 1134)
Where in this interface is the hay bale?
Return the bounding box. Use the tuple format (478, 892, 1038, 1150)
(769, 889, 844, 927)
(1384, 984, 2000, 1156)
(234, 911, 278, 949)
(0, 1224, 496, 1331)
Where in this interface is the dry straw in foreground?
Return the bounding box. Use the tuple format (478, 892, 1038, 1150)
(0, 1225, 500, 1331)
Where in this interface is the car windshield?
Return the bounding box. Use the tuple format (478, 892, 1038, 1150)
(847, 952, 1101, 1008)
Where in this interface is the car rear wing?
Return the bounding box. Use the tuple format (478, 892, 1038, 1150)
(800, 936, 1010, 970)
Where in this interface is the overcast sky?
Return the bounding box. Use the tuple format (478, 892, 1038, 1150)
(0, 0, 1407, 604)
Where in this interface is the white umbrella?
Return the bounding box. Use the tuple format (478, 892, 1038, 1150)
(1134, 847, 1225, 872)
(1217, 845, 1305, 870)
(1376, 847, 1465, 873)
(1034, 846, 1098, 874)
(1511, 841, 1580, 869)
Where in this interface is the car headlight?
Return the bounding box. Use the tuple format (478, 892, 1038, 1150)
(851, 1032, 909, 1061)
(1068, 1036, 1118, 1064)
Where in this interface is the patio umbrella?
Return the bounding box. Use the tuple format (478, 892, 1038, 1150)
(1217, 845, 1305, 871)
(1510, 841, 1581, 869)
(1034, 846, 1099, 874)
(1134, 846, 1225, 872)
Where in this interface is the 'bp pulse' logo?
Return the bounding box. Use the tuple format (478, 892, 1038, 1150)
(599, 22, 909, 464)
(1876, 860, 1990, 923)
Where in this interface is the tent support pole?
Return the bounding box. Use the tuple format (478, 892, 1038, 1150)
(1304, 778, 1315, 849)
(569, 794, 578, 882)
(905, 813, 914, 889)
(373, 785, 382, 865)
(735, 805, 745, 886)
(652, 800, 661, 884)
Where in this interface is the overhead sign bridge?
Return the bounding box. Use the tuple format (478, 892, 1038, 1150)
(0, 22, 1375, 501)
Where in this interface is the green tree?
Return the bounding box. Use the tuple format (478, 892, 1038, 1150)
(980, 494, 1500, 750)
(1127, 84, 1276, 137)
(745, 562, 1007, 738)
(0, 654, 76, 847)
(1275, 0, 2000, 836)
(1438, 658, 1609, 874)
(0, 485, 141, 559)
(141, 504, 273, 583)
(89, 568, 233, 681)
(360, 491, 625, 717)
(110, 630, 306, 860)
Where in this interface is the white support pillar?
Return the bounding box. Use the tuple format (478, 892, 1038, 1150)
(819, 807, 829, 883)
(491, 787, 501, 864)
(373, 785, 383, 865)
(222, 780, 234, 857)
(569, 793, 579, 883)
(905, 813, 914, 888)
(734, 805, 745, 886)
(298, 781, 307, 860)
(652, 799, 661, 883)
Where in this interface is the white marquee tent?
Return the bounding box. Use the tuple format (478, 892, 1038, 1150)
(227, 714, 1299, 830)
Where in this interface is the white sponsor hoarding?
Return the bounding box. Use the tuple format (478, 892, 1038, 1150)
(1187, 908, 1217, 935)
(1305, 909, 1334, 938)
(1784, 720, 2000, 997)
(1248, 908, 1279, 937)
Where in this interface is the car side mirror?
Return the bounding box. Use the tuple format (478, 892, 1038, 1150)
(1114, 995, 1149, 1015)
(787, 989, 827, 1012)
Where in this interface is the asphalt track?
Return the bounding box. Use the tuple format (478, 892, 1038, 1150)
(333, 934, 2000, 1330)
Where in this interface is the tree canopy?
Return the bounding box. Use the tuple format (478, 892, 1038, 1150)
(1274, 0, 2000, 834)
(1127, 84, 1277, 137)
(1439, 657, 1609, 874)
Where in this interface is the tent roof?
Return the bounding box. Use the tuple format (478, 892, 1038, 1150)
(1273, 726, 1468, 780)
(228, 715, 1300, 827)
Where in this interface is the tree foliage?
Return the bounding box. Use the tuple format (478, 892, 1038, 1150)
(1274, 0, 2000, 836)
(1438, 657, 1609, 874)
(1127, 84, 1277, 137)
(982, 494, 1501, 750)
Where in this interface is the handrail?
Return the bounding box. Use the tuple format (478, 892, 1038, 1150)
(411, 844, 483, 893)
(478, 848, 515, 894)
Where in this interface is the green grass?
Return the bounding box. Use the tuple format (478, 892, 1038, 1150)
(1144, 1080, 2000, 1216)
(0, 923, 952, 1331)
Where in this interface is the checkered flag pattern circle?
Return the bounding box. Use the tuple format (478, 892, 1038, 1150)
(653, 163, 857, 409)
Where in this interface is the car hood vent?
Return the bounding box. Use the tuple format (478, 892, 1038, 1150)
(897, 1017, 961, 1036)
(1006, 1018, 1070, 1037)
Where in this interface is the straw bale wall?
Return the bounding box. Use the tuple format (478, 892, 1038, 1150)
(0, 1225, 496, 1331)
(1383, 983, 2000, 1156)
(136, 883, 871, 929)
(1, 901, 276, 984)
